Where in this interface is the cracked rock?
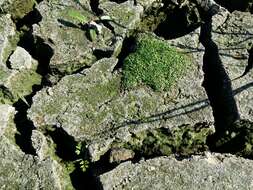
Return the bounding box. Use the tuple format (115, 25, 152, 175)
(169, 10, 253, 121)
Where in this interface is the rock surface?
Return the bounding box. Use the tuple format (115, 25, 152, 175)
(169, 10, 253, 121)
(99, 153, 253, 190)
(0, 0, 253, 189)
(0, 104, 72, 189)
(28, 49, 212, 161)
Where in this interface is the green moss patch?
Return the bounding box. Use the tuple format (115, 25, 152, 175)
(122, 34, 190, 91)
(112, 123, 213, 158)
(209, 120, 253, 159)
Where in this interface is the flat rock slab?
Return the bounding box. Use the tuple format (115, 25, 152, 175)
(99, 153, 253, 190)
(29, 53, 211, 161)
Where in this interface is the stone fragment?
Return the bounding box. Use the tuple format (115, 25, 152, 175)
(9, 46, 34, 70)
(109, 148, 135, 163)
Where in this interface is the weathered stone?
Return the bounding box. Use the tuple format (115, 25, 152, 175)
(0, 14, 19, 68)
(29, 50, 212, 161)
(99, 153, 253, 190)
(32, 0, 96, 75)
(111, 122, 214, 158)
(99, 1, 143, 35)
(174, 10, 253, 121)
(31, 130, 49, 160)
(9, 46, 35, 70)
(4, 69, 42, 103)
(109, 148, 135, 163)
(0, 136, 72, 189)
(0, 0, 35, 20)
(0, 104, 72, 189)
(0, 104, 15, 137)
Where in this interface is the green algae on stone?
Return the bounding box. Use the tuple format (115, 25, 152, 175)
(112, 122, 213, 158)
(122, 34, 190, 91)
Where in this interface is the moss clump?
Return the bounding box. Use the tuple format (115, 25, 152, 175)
(122, 34, 190, 91)
(113, 123, 213, 158)
(209, 120, 253, 159)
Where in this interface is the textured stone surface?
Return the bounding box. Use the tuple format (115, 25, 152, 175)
(0, 0, 34, 20)
(0, 104, 15, 137)
(99, 153, 253, 190)
(0, 104, 72, 189)
(33, 0, 144, 75)
(29, 48, 212, 161)
(9, 46, 34, 70)
(169, 10, 253, 121)
(0, 14, 18, 68)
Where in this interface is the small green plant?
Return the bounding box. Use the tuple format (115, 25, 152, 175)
(122, 34, 190, 91)
(75, 142, 90, 172)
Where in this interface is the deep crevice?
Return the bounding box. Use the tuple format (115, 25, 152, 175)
(16, 8, 42, 30)
(113, 36, 137, 71)
(214, 0, 253, 13)
(93, 49, 114, 60)
(11, 6, 54, 154)
(13, 85, 41, 155)
(45, 127, 78, 161)
(109, 0, 128, 3)
(45, 126, 104, 190)
(154, 5, 200, 39)
(89, 0, 103, 16)
(18, 33, 54, 86)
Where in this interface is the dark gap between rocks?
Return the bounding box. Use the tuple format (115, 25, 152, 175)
(93, 49, 114, 60)
(89, 0, 103, 16)
(113, 36, 137, 71)
(18, 33, 54, 86)
(154, 6, 200, 39)
(109, 0, 128, 4)
(214, 0, 253, 13)
(13, 85, 41, 155)
(5, 51, 14, 69)
(11, 7, 54, 154)
(45, 126, 104, 190)
(45, 127, 78, 161)
(16, 8, 42, 30)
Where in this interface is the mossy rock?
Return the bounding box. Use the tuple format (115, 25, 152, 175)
(1, 0, 35, 20)
(210, 120, 253, 159)
(122, 34, 190, 91)
(4, 70, 42, 103)
(112, 122, 213, 158)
